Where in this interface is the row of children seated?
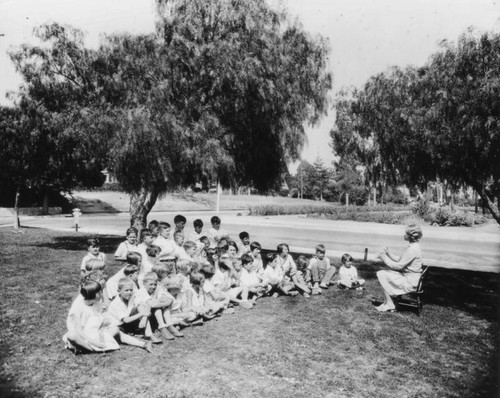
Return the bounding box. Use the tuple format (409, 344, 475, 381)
(64, 215, 365, 354)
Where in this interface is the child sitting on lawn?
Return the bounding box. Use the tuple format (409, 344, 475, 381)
(107, 278, 161, 344)
(237, 231, 251, 254)
(174, 214, 187, 232)
(239, 253, 265, 300)
(262, 252, 297, 297)
(163, 274, 201, 326)
(212, 255, 253, 309)
(208, 216, 228, 248)
(114, 227, 138, 260)
(309, 244, 337, 295)
(134, 272, 181, 340)
(249, 242, 264, 277)
(338, 253, 365, 290)
(106, 261, 140, 301)
(80, 238, 106, 277)
(183, 271, 225, 320)
(63, 281, 152, 353)
(188, 219, 204, 244)
(154, 222, 177, 259)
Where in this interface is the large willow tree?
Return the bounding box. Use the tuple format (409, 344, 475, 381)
(10, 0, 332, 229)
(331, 30, 500, 223)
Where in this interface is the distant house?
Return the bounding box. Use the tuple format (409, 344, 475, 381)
(101, 169, 118, 184)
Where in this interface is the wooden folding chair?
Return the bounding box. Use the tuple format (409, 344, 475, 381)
(394, 266, 429, 316)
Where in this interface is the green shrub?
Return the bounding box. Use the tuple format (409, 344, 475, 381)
(411, 198, 431, 219)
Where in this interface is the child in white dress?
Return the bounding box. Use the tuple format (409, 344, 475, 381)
(63, 281, 152, 353)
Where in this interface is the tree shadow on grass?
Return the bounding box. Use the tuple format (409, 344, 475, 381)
(71, 197, 121, 214)
(171, 192, 215, 207)
(0, 342, 41, 398)
(287, 253, 500, 322)
(34, 234, 123, 254)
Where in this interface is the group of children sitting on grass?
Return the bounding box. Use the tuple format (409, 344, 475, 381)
(63, 215, 365, 354)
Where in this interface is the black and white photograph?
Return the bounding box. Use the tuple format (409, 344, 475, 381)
(1, 0, 499, 397)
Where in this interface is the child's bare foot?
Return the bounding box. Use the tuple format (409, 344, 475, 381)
(288, 291, 299, 296)
(191, 319, 205, 326)
(272, 292, 279, 298)
(319, 283, 328, 289)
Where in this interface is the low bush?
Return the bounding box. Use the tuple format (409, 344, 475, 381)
(428, 207, 486, 227)
(310, 209, 412, 224)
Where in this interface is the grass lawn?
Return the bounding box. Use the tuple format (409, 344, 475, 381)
(70, 191, 333, 213)
(0, 228, 498, 398)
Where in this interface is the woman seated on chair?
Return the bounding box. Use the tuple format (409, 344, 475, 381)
(375, 224, 423, 312)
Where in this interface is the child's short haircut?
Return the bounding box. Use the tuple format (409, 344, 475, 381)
(190, 271, 205, 286)
(193, 219, 203, 228)
(341, 253, 353, 264)
(315, 244, 326, 254)
(200, 236, 210, 244)
(148, 220, 159, 229)
(277, 243, 289, 254)
(174, 214, 187, 225)
(125, 227, 138, 236)
(265, 252, 278, 264)
(123, 263, 140, 276)
(81, 270, 109, 286)
(126, 251, 142, 266)
(142, 272, 158, 284)
(86, 238, 100, 248)
(210, 216, 221, 225)
(140, 229, 152, 242)
(227, 240, 238, 251)
(199, 263, 215, 278)
(240, 253, 254, 266)
(250, 242, 262, 251)
(85, 259, 106, 271)
(158, 221, 171, 232)
(218, 255, 232, 270)
(118, 277, 134, 291)
(177, 261, 189, 273)
(183, 241, 197, 251)
(152, 263, 169, 280)
(239, 231, 249, 240)
(296, 255, 309, 272)
(80, 281, 102, 300)
(163, 274, 184, 290)
(217, 242, 228, 256)
(146, 245, 161, 257)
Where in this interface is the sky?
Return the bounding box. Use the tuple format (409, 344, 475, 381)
(1, 0, 499, 168)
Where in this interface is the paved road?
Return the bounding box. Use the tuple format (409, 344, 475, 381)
(12, 210, 500, 273)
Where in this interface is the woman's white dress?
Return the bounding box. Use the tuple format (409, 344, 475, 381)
(377, 242, 423, 295)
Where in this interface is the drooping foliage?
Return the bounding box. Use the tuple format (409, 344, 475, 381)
(8, 0, 332, 228)
(331, 29, 500, 223)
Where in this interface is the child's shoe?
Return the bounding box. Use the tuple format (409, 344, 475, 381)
(240, 300, 253, 309)
(148, 334, 163, 344)
(272, 292, 280, 298)
(143, 341, 153, 353)
(159, 327, 175, 340)
(319, 283, 328, 289)
(288, 291, 299, 296)
(191, 319, 205, 326)
(311, 287, 322, 295)
(303, 292, 311, 298)
(167, 325, 184, 337)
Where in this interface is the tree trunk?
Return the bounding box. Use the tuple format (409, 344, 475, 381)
(473, 183, 500, 224)
(129, 187, 160, 231)
(13, 187, 21, 230)
(42, 187, 49, 215)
